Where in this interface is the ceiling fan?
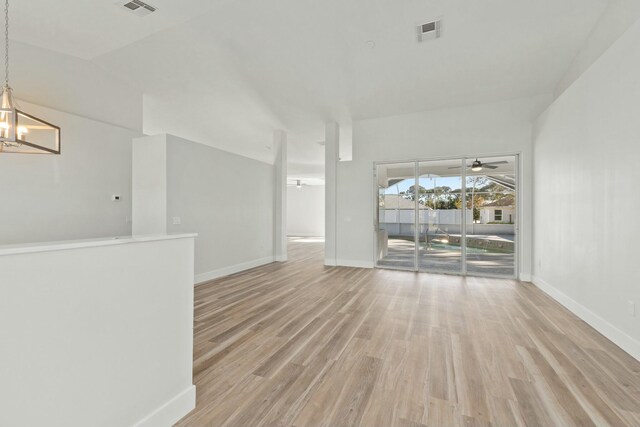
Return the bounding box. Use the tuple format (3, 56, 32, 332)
(448, 158, 508, 172)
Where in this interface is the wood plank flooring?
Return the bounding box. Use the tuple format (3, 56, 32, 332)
(175, 238, 640, 426)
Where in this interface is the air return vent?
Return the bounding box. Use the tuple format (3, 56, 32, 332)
(417, 19, 442, 42)
(118, 0, 157, 17)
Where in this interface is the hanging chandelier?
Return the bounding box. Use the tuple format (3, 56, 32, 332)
(0, 0, 60, 154)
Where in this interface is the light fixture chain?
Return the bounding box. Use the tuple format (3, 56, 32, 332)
(4, 0, 8, 86)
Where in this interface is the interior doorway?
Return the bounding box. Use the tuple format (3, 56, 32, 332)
(375, 155, 518, 278)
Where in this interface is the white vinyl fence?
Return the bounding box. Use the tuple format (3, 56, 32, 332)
(379, 209, 514, 236)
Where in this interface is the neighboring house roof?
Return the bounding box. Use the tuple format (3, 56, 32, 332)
(481, 200, 515, 207)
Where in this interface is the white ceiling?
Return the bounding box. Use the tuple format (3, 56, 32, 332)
(9, 0, 611, 176)
(9, 0, 227, 59)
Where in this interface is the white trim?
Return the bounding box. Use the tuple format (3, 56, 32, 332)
(336, 259, 375, 269)
(532, 275, 640, 361)
(274, 130, 288, 263)
(132, 385, 195, 427)
(0, 233, 197, 257)
(195, 256, 275, 285)
(324, 122, 339, 266)
(519, 273, 532, 282)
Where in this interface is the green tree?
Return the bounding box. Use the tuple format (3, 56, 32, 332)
(405, 185, 428, 201)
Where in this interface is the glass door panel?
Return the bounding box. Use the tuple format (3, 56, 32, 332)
(465, 155, 517, 277)
(417, 159, 464, 274)
(375, 162, 417, 270)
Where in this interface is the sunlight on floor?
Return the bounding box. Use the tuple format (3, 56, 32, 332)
(289, 237, 325, 243)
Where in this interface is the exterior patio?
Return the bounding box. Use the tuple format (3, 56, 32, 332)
(377, 235, 515, 276)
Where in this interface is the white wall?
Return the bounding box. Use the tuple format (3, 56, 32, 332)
(287, 185, 325, 237)
(337, 95, 550, 274)
(0, 39, 144, 245)
(533, 18, 640, 359)
(132, 134, 276, 283)
(132, 134, 276, 282)
(13, 41, 142, 131)
(0, 235, 196, 427)
(0, 101, 140, 245)
(166, 135, 274, 281)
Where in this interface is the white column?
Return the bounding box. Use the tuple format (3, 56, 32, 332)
(274, 130, 288, 262)
(325, 122, 339, 266)
(132, 134, 168, 235)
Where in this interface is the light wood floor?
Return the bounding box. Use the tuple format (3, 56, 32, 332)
(176, 238, 640, 426)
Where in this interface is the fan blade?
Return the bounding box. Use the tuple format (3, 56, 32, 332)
(447, 165, 470, 169)
(484, 165, 499, 169)
(483, 161, 508, 166)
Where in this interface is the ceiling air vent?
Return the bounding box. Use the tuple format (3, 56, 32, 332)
(417, 19, 442, 42)
(118, 0, 157, 17)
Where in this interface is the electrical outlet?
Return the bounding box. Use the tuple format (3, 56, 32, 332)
(112, 195, 121, 202)
(628, 301, 636, 317)
(172, 216, 181, 225)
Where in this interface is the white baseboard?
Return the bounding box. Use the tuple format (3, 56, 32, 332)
(532, 275, 640, 361)
(132, 385, 195, 427)
(195, 256, 275, 285)
(519, 273, 532, 282)
(336, 259, 375, 269)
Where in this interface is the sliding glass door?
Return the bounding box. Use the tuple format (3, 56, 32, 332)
(375, 162, 417, 270)
(417, 159, 464, 274)
(375, 155, 518, 278)
(464, 156, 517, 276)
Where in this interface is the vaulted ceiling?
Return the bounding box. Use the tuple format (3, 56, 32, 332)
(10, 0, 611, 175)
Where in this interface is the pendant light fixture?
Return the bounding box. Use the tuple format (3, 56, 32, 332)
(0, 0, 60, 154)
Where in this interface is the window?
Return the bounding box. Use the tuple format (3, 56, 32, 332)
(495, 209, 503, 221)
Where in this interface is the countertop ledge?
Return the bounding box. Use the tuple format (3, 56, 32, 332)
(0, 233, 198, 256)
